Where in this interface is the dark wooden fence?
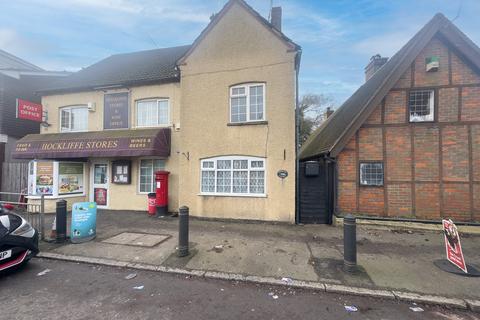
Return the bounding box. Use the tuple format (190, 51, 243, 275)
(1, 162, 29, 202)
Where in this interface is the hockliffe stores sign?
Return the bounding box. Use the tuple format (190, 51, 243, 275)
(16, 99, 43, 122)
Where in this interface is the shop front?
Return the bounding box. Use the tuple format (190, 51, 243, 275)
(13, 128, 171, 212)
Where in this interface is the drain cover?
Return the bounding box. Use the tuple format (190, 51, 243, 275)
(102, 232, 171, 247)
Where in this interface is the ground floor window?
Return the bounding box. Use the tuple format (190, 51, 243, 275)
(139, 159, 165, 193)
(200, 156, 265, 196)
(359, 162, 384, 186)
(28, 160, 86, 197)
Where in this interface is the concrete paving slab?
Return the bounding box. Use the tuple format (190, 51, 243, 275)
(102, 232, 144, 245)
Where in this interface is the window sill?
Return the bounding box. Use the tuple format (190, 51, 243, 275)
(27, 193, 86, 200)
(198, 193, 267, 198)
(227, 121, 268, 127)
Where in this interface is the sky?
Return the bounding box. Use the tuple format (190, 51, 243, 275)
(1, 0, 479, 106)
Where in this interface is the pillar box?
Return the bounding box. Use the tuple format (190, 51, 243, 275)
(155, 171, 170, 216)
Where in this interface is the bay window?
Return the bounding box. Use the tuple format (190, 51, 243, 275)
(136, 99, 169, 127)
(60, 106, 88, 132)
(200, 156, 265, 196)
(230, 83, 265, 123)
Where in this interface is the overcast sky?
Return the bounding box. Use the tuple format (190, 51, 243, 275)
(1, 0, 479, 105)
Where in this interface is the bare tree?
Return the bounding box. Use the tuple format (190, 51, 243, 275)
(298, 94, 335, 146)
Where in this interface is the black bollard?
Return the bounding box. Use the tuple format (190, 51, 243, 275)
(56, 200, 67, 243)
(343, 214, 357, 272)
(178, 206, 189, 257)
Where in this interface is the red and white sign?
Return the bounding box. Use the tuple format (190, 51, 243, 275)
(16, 98, 43, 122)
(442, 219, 467, 273)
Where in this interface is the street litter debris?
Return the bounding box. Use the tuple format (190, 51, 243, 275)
(281, 277, 293, 285)
(133, 285, 144, 290)
(125, 273, 137, 280)
(37, 269, 51, 276)
(344, 305, 358, 312)
(409, 307, 424, 312)
(272, 295, 279, 299)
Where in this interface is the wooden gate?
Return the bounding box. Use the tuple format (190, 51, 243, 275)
(298, 159, 334, 224)
(1, 162, 29, 202)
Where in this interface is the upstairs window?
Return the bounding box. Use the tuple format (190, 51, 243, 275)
(230, 83, 265, 123)
(60, 106, 88, 132)
(409, 90, 434, 122)
(360, 162, 384, 186)
(200, 156, 265, 196)
(136, 99, 169, 127)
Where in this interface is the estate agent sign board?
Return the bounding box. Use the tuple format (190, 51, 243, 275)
(442, 219, 467, 273)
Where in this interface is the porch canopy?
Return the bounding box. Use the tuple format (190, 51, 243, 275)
(12, 128, 171, 159)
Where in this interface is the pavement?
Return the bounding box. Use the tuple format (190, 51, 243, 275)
(2, 258, 479, 320)
(39, 210, 480, 307)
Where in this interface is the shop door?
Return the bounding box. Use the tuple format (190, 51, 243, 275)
(90, 163, 109, 208)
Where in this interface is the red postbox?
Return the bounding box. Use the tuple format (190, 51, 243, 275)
(155, 171, 170, 216)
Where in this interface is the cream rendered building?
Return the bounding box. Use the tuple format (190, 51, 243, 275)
(13, 0, 301, 222)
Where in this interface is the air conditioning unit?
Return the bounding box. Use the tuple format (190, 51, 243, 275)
(87, 102, 96, 112)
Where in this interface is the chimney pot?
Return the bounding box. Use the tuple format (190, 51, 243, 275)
(365, 54, 388, 81)
(271, 7, 282, 31)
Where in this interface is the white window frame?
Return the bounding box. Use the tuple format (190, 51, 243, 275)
(59, 105, 88, 132)
(137, 158, 166, 194)
(229, 83, 266, 123)
(200, 156, 266, 197)
(409, 90, 435, 122)
(359, 162, 384, 186)
(135, 98, 170, 128)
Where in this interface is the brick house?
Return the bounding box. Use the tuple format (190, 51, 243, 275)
(298, 13, 480, 224)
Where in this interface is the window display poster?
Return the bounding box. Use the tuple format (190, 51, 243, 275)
(35, 161, 53, 195)
(59, 163, 84, 194)
(94, 188, 108, 206)
(71, 202, 97, 244)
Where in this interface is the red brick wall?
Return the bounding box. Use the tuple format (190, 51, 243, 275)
(336, 37, 480, 222)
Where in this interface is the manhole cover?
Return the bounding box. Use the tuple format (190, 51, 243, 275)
(102, 232, 171, 247)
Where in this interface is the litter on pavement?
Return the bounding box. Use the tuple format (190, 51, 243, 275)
(37, 269, 51, 276)
(133, 285, 144, 290)
(125, 273, 137, 280)
(281, 277, 293, 284)
(409, 307, 424, 312)
(344, 305, 358, 312)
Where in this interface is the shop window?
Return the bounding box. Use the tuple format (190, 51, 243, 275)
(359, 162, 384, 186)
(200, 156, 265, 196)
(60, 105, 88, 132)
(230, 83, 265, 123)
(139, 159, 165, 193)
(136, 99, 169, 127)
(27, 161, 85, 197)
(58, 163, 85, 194)
(409, 90, 434, 122)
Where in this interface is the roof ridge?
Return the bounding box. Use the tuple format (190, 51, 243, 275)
(0, 49, 44, 71)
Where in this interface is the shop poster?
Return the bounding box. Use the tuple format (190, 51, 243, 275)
(71, 202, 97, 244)
(442, 219, 467, 273)
(35, 161, 53, 195)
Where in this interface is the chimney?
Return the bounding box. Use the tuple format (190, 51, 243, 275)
(365, 54, 388, 81)
(324, 107, 334, 119)
(271, 7, 282, 31)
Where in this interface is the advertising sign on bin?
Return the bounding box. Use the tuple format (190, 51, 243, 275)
(71, 202, 97, 243)
(442, 219, 467, 273)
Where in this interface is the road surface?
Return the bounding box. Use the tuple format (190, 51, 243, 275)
(0, 258, 477, 320)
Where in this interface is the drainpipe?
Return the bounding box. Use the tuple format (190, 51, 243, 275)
(294, 51, 302, 224)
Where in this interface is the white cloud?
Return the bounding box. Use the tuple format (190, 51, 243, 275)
(352, 31, 415, 56)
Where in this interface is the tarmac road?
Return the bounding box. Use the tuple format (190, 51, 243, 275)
(0, 258, 478, 320)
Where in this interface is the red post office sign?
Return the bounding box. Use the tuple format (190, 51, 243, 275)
(442, 219, 467, 273)
(16, 98, 43, 122)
